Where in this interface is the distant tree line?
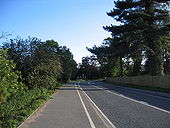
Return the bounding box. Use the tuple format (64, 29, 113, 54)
(80, 0, 170, 78)
(76, 55, 101, 79)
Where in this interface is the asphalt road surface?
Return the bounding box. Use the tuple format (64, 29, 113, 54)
(78, 81, 170, 128)
(19, 83, 113, 128)
(19, 81, 170, 128)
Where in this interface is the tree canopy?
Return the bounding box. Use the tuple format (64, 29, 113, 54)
(88, 0, 170, 77)
(3, 37, 77, 88)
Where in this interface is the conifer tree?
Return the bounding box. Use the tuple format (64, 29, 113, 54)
(104, 0, 170, 75)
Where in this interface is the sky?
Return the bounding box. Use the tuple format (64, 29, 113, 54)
(1, 0, 118, 63)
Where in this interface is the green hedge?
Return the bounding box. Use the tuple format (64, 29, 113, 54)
(0, 88, 54, 128)
(0, 49, 26, 103)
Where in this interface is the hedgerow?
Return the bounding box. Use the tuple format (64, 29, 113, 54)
(0, 88, 54, 128)
(0, 49, 25, 103)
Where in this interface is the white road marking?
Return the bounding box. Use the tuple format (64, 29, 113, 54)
(103, 83, 170, 101)
(130, 91, 170, 101)
(92, 85, 170, 114)
(78, 84, 117, 128)
(76, 85, 96, 128)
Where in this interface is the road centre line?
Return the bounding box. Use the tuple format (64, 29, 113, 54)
(78, 84, 117, 128)
(92, 84, 170, 114)
(75, 85, 96, 128)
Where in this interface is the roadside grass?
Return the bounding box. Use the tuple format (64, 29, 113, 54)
(76, 79, 86, 82)
(0, 88, 56, 128)
(103, 81, 170, 94)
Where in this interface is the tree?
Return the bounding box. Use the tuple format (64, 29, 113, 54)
(3, 37, 41, 84)
(162, 34, 170, 75)
(77, 55, 100, 79)
(87, 38, 130, 77)
(104, 0, 170, 76)
(3, 37, 77, 88)
(0, 49, 25, 103)
(57, 45, 77, 82)
(3, 38, 63, 88)
(28, 40, 63, 89)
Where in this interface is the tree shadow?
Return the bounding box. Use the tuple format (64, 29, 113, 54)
(79, 81, 170, 112)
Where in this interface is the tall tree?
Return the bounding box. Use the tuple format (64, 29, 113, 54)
(162, 34, 170, 75)
(28, 40, 63, 89)
(87, 37, 133, 77)
(58, 45, 77, 82)
(104, 0, 170, 76)
(3, 38, 55, 88)
(3, 37, 77, 87)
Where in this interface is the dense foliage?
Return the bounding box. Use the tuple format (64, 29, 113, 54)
(88, 0, 170, 77)
(0, 49, 25, 103)
(77, 55, 100, 79)
(58, 46, 77, 82)
(0, 36, 77, 127)
(3, 37, 77, 88)
(0, 88, 54, 128)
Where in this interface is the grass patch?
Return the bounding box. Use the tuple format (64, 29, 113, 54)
(0, 88, 55, 128)
(76, 79, 86, 82)
(104, 80, 170, 93)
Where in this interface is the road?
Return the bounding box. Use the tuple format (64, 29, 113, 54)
(19, 81, 170, 128)
(19, 84, 113, 128)
(78, 81, 170, 128)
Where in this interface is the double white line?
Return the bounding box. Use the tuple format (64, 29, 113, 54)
(76, 85, 96, 128)
(75, 83, 116, 128)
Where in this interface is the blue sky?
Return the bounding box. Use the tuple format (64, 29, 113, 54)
(1, 0, 118, 63)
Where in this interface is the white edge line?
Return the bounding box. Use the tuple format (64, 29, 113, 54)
(78, 84, 117, 128)
(75, 84, 96, 128)
(93, 85, 170, 114)
(103, 83, 170, 101)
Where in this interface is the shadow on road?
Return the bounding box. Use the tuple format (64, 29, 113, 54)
(63, 81, 170, 112)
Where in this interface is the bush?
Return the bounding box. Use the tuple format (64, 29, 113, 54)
(0, 88, 54, 128)
(28, 61, 62, 89)
(0, 49, 25, 103)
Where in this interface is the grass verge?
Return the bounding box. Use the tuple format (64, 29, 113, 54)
(76, 79, 86, 82)
(104, 81, 170, 94)
(0, 88, 55, 128)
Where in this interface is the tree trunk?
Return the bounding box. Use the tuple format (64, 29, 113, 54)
(147, 41, 164, 76)
(132, 60, 141, 76)
(144, 0, 164, 76)
(132, 50, 142, 76)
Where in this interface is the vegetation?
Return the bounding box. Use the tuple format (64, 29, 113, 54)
(0, 0, 169, 127)
(0, 49, 25, 103)
(3, 37, 77, 87)
(58, 46, 77, 82)
(0, 36, 77, 127)
(76, 55, 100, 79)
(87, 0, 170, 78)
(0, 88, 54, 128)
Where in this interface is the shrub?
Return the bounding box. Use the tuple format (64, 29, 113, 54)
(0, 88, 54, 128)
(0, 49, 25, 103)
